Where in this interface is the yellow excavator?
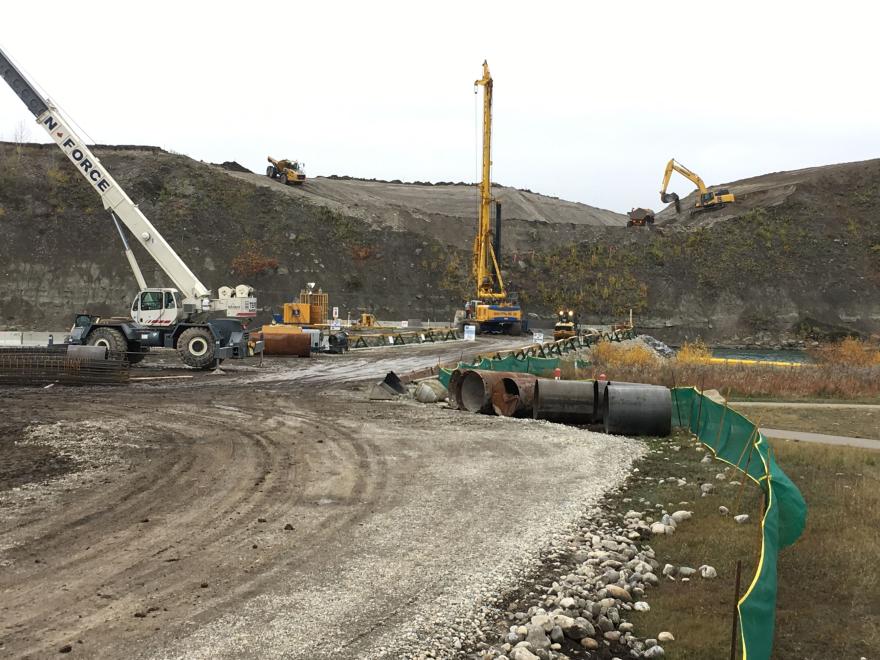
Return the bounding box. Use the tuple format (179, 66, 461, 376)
(660, 159, 734, 213)
(456, 61, 523, 335)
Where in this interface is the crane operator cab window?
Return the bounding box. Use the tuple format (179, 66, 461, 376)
(139, 291, 163, 311)
(164, 291, 180, 309)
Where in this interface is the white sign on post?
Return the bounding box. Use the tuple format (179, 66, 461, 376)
(330, 319, 342, 331)
(463, 325, 476, 341)
(400, 320, 408, 328)
(332, 306, 339, 320)
(533, 332, 545, 344)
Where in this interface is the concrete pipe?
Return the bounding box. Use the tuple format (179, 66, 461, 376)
(532, 379, 595, 424)
(491, 374, 537, 417)
(592, 380, 643, 423)
(603, 384, 672, 437)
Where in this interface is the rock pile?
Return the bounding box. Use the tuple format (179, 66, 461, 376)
(468, 505, 710, 659)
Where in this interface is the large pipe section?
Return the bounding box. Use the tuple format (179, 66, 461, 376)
(459, 370, 507, 413)
(602, 384, 672, 437)
(532, 378, 595, 424)
(491, 374, 537, 417)
(592, 380, 643, 423)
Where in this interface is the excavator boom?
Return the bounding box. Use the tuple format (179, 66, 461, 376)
(659, 158, 734, 212)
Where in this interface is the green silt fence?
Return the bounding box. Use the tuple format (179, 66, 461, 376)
(672, 387, 807, 660)
(437, 355, 560, 388)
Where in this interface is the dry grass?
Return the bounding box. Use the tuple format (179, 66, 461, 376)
(809, 337, 880, 366)
(731, 405, 880, 440)
(620, 431, 880, 659)
(589, 340, 659, 368)
(578, 339, 880, 400)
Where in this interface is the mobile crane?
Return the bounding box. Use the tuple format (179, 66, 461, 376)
(456, 61, 523, 335)
(660, 158, 735, 213)
(0, 48, 262, 369)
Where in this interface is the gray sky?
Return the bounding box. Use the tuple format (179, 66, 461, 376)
(2, 1, 878, 213)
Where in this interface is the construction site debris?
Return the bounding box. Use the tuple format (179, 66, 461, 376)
(368, 370, 408, 400)
(0, 346, 129, 386)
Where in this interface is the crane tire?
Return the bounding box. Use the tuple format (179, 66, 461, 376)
(281, 173, 289, 185)
(507, 322, 522, 336)
(86, 327, 128, 357)
(177, 327, 216, 369)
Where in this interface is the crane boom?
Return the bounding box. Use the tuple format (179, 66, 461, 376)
(0, 47, 210, 300)
(473, 60, 506, 301)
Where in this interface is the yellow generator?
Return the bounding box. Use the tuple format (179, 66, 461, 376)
(281, 285, 328, 326)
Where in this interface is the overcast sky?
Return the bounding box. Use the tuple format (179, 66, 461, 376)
(2, 1, 878, 213)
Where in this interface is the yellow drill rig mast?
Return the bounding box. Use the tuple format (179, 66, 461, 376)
(459, 61, 523, 335)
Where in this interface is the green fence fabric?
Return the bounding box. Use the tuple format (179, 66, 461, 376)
(437, 355, 561, 388)
(672, 387, 807, 660)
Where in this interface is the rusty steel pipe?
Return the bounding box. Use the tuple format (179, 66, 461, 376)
(603, 384, 672, 437)
(447, 368, 467, 410)
(458, 370, 533, 414)
(261, 331, 311, 357)
(459, 370, 507, 414)
(491, 374, 537, 417)
(532, 378, 595, 424)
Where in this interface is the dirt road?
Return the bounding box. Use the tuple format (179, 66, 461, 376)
(0, 338, 641, 659)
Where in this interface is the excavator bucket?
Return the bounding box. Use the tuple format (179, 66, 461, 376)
(660, 191, 681, 212)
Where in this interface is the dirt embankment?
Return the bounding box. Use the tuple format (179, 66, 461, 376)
(1, 143, 879, 342)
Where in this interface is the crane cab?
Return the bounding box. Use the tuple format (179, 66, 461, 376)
(131, 288, 186, 327)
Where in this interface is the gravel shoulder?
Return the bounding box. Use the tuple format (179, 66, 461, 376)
(0, 341, 642, 659)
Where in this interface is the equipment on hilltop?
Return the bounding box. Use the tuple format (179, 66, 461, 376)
(553, 310, 579, 341)
(627, 208, 655, 227)
(455, 61, 523, 336)
(267, 156, 306, 185)
(660, 159, 735, 213)
(0, 47, 261, 369)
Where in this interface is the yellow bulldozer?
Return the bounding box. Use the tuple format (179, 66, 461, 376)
(267, 156, 306, 185)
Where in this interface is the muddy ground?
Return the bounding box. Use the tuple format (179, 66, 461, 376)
(0, 338, 641, 659)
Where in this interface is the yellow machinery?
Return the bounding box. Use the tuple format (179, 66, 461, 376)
(356, 312, 376, 328)
(660, 159, 735, 213)
(459, 61, 523, 335)
(281, 284, 328, 326)
(553, 310, 578, 341)
(267, 156, 306, 185)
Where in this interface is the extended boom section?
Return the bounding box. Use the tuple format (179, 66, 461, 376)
(0, 47, 261, 368)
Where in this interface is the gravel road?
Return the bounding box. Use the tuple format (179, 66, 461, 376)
(0, 338, 642, 659)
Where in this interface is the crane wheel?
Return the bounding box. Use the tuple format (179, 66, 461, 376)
(507, 322, 522, 337)
(86, 327, 129, 358)
(177, 327, 216, 369)
(281, 173, 289, 185)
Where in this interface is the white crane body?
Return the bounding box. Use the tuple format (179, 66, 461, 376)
(0, 47, 262, 367)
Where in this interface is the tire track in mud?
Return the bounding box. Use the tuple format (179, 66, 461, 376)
(0, 389, 389, 658)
